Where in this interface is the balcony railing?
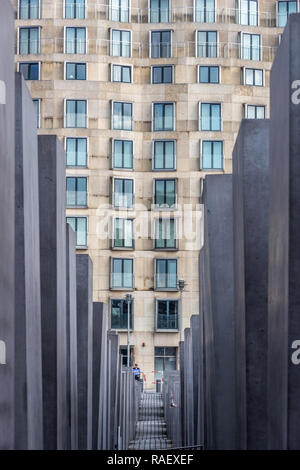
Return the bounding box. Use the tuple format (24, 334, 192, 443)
(13, 1, 280, 27)
(155, 274, 178, 291)
(157, 314, 178, 330)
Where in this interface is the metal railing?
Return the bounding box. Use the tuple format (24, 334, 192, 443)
(157, 314, 179, 330)
(16, 37, 278, 62)
(13, 1, 280, 27)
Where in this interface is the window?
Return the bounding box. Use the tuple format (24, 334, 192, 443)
(240, 33, 261, 61)
(112, 102, 133, 131)
(155, 347, 177, 380)
(66, 177, 87, 207)
(109, 0, 130, 22)
(111, 30, 131, 57)
(112, 140, 133, 169)
(112, 178, 134, 208)
(19, 0, 39, 19)
(120, 346, 134, 366)
(150, 0, 170, 23)
(197, 31, 217, 57)
(152, 66, 173, 84)
(195, 0, 216, 22)
(244, 67, 264, 86)
(19, 62, 39, 80)
(154, 179, 176, 209)
(66, 100, 87, 128)
(66, 217, 88, 247)
(156, 300, 178, 330)
(155, 259, 178, 290)
(66, 63, 86, 80)
(66, 137, 87, 167)
(153, 103, 175, 131)
(111, 258, 134, 289)
(65, 0, 85, 19)
(112, 64, 132, 83)
(111, 299, 133, 330)
(65, 27, 86, 54)
(201, 141, 223, 170)
(200, 103, 221, 131)
(278, 1, 298, 27)
(153, 140, 176, 170)
(32, 99, 40, 128)
(154, 218, 177, 249)
(113, 218, 134, 249)
(19, 27, 40, 55)
(238, 0, 258, 26)
(151, 31, 172, 58)
(199, 65, 219, 83)
(246, 105, 265, 119)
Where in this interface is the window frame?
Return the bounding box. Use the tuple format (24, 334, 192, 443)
(64, 98, 88, 128)
(18, 61, 41, 80)
(200, 139, 224, 170)
(198, 65, 220, 84)
(110, 257, 135, 291)
(243, 67, 264, 86)
(111, 217, 135, 250)
(109, 0, 131, 22)
(18, 0, 40, 19)
(277, 0, 298, 27)
(111, 176, 135, 209)
(109, 297, 134, 331)
(64, 0, 86, 19)
(110, 28, 132, 58)
(152, 139, 177, 171)
(193, 0, 217, 23)
(111, 63, 133, 83)
(151, 65, 174, 84)
(153, 217, 178, 251)
(239, 31, 261, 61)
(152, 102, 175, 132)
(111, 100, 133, 131)
(245, 104, 266, 119)
(148, 0, 171, 23)
(65, 136, 88, 168)
(18, 26, 41, 55)
(195, 30, 218, 58)
(66, 176, 88, 208)
(154, 258, 179, 291)
(199, 102, 222, 132)
(32, 98, 41, 128)
(236, 0, 259, 26)
(156, 298, 179, 332)
(65, 61, 87, 80)
(149, 30, 173, 58)
(64, 26, 87, 54)
(66, 215, 88, 248)
(153, 178, 178, 211)
(110, 138, 134, 170)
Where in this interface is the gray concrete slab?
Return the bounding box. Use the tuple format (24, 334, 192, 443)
(268, 13, 300, 450)
(201, 175, 236, 449)
(38, 135, 68, 450)
(0, 0, 15, 450)
(92, 302, 106, 450)
(191, 314, 202, 447)
(233, 119, 270, 450)
(66, 224, 78, 450)
(107, 331, 120, 450)
(76, 254, 93, 450)
(14, 73, 43, 450)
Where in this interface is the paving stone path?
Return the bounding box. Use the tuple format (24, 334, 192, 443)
(128, 391, 172, 450)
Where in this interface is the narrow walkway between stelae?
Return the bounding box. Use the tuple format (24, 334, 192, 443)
(128, 391, 172, 450)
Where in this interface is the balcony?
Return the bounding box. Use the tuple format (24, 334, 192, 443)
(13, 1, 279, 27)
(156, 314, 178, 331)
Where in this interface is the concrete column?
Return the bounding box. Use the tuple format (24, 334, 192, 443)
(14, 73, 43, 450)
(0, 0, 15, 450)
(107, 331, 120, 450)
(191, 315, 202, 447)
(233, 119, 270, 449)
(38, 135, 68, 450)
(66, 225, 78, 450)
(76, 254, 93, 450)
(201, 175, 236, 449)
(268, 14, 300, 450)
(92, 302, 106, 450)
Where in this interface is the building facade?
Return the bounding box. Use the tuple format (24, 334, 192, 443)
(12, 0, 289, 387)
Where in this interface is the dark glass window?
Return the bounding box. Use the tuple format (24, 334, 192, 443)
(157, 300, 178, 329)
(199, 66, 219, 83)
(66, 177, 87, 206)
(66, 217, 87, 247)
(152, 66, 173, 84)
(112, 65, 132, 83)
(19, 62, 39, 80)
(66, 138, 87, 167)
(66, 63, 86, 80)
(154, 179, 176, 208)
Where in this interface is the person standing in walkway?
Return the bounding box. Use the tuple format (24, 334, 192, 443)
(132, 363, 141, 381)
